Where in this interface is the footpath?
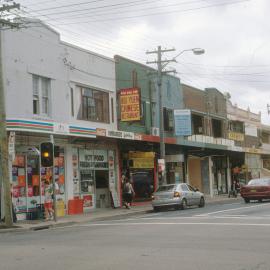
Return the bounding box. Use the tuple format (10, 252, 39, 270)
(0, 195, 242, 233)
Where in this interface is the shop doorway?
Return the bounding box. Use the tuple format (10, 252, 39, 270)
(95, 170, 110, 208)
(131, 169, 154, 202)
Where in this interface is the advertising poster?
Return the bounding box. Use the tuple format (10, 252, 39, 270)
(174, 109, 192, 136)
(120, 88, 141, 121)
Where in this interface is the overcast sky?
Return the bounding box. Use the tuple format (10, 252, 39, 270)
(8, 0, 270, 124)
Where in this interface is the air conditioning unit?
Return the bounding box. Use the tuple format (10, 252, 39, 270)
(198, 127, 203, 134)
(151, 127, 160, 136)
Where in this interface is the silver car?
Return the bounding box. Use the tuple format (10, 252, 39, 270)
(151, 183, 205, 211)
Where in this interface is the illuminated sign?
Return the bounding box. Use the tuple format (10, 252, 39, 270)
(120, 88, 141, 121)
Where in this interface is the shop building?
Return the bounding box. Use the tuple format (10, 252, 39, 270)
(114, 55, 185, 200)
(1, 19, 119, 219)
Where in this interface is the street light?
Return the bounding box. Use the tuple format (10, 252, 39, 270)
(158, 47, 205, 185)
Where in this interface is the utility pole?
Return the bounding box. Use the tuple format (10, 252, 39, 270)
(267, 104, 270, 115)
(146, 46, 176, 185)
(0, 2, 20, 227)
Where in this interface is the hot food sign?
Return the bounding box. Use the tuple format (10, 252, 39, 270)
(120, 88, 141, 121)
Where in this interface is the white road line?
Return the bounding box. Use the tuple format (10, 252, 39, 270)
(195, 202, 270, 216)
(77, 222, 270, 227)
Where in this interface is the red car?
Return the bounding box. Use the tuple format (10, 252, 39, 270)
(240, 178, 270, 203)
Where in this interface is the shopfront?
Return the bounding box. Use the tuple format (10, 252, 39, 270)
(127, 151, 156, 202)
(72, 148, 118, 210)
(11, 146, 66, 220)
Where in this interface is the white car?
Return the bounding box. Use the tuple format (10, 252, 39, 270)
(151, 183, 205, 211)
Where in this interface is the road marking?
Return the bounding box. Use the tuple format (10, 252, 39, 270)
(195, 202, 270, 216)
(77, 222, 270, 227)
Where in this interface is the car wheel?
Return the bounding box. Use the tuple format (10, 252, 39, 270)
(199, 197, 205, 208)
(244, 198, 250, 203)
(153, 206, 160, 212)
(181, 199, 187, 210)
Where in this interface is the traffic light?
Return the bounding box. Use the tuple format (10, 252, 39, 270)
(40, 142, 53, 167)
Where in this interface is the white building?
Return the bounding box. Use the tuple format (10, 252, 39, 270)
(2, 19, 120, 219)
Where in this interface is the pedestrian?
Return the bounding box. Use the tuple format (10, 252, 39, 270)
(122, 177, 135, 209)
(44, 181, 54, 220)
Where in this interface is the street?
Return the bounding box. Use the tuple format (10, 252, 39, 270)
(1, 201, 270, 270)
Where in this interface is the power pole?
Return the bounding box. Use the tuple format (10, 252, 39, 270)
(267, 104, 270, 115)
(0, 2, 20, 227)
(146, 46, 176, 185)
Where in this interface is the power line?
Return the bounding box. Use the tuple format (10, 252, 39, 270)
(54, 0, 251, 24)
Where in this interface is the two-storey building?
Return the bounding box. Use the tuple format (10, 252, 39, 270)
(2, 19, 119, 219)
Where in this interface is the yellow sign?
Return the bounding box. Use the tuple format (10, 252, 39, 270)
(132, 158, 154, 168)
(120, 88, 141, 121)
(129, 151, 155, 158)
(228, 132, 244, 142)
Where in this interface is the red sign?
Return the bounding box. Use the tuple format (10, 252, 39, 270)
(120, 88, 141, 121)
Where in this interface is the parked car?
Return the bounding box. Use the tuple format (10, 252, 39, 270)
(151, 183, 205, 211)
(240, 178, 270, 203)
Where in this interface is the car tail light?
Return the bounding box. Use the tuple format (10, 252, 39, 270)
(174, 191, 181, 197)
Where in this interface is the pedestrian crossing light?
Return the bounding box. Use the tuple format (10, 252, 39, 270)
(40, 142, 53, 167)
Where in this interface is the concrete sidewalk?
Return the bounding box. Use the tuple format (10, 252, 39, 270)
(0, 195, 242, 233)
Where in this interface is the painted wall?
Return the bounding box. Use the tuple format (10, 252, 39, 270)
(2, 20, 117, 131)
(114, 55, 183, 136)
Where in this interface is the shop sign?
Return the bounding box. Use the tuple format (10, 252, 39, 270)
(228, 132, 244, 142)
(129, 151, 155, 158)
(132, 158, 154, 168)
(165, 154, 184, 163)
(8, 131, 15, 160)
(54, 122, 69, 134)
(106, 130, 135, 140)
(120, 88, 141, 121)
(107, 130, 123, 138)
(158, 159, 165, 172)
(79, 149, 108, 170)
(174, 110, 192, 136)
(134, 133, 142, 140)
(96, 128, 106, 137)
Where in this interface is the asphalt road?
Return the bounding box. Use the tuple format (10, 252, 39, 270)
(1, 200, 270, 270)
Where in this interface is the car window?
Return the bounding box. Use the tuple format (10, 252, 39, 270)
(180, 184, 189, 191)
(248, 179, 270, 186)
(188, 185, 196, 191)
(157, 185, 176, 192)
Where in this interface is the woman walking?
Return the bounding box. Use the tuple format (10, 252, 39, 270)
(122, 178, 135, 209)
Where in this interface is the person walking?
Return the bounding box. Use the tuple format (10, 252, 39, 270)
(122, 177, 135, 209)
(44, 181, 54, 220)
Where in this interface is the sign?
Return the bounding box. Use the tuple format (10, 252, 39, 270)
(174, 109, 192, 136)
(158, 159, 165, 172)
(106, 130, 135, 140)
(245, 124, 258, 137)
(96, 128, 106, 136)
(54, 123, 69, 134)
(132, 158, 155, 169)
(165, 154, 184, 163)
(8, 131, 15, 160)
(120, 88, 141, 121)
(228, 132, 244, 142)
(79, 149, 108, 171)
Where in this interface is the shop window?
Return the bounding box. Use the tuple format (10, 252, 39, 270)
(212, 118, 223, 138)
(79, 86, 109, 123)
(163, 107, 174, 132)
(32, 74, 51, 116)
(192, 114, 204, 134)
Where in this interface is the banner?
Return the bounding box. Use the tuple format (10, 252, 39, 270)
(120, 88, 141, 121)
(174, 109, 192, 136)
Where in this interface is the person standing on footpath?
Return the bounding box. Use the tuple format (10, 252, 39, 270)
(44, 181, 54, 220)
(122, 177, 135, 209)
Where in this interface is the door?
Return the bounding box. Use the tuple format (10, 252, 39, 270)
(188, 184, 201, 205)
(181, 184, 193, 205)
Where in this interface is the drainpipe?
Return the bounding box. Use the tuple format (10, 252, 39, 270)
(208, 156, 214, 197)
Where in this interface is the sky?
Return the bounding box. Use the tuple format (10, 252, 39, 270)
(5, 0, 270, 124)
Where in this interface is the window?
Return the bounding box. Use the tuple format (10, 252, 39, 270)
(80, 86, 109, 123)
(140, 101, 146, 125)
(163, 108, 174, 132)
(180, 184, 189, 191)
(32, 75, 51, 116)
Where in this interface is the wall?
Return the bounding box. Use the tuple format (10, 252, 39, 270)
(2, 20, 117, 131)
(188, 158, 202, 191)
(115, 55, 183, 136)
